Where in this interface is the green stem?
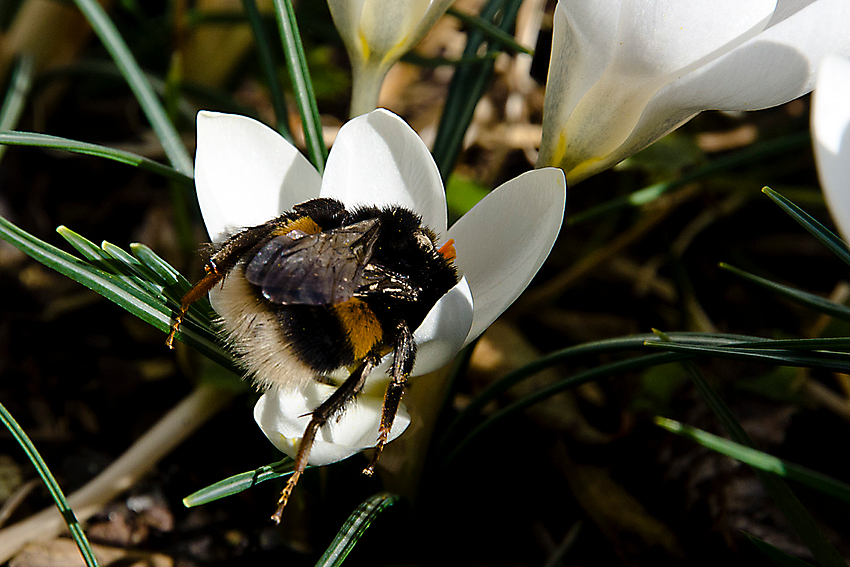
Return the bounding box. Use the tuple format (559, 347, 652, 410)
(349, 61, 387, 118)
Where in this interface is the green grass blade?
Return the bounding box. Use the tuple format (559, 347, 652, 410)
(183, 458, 295, 507)
(272, 0, 326, 173)
(241, 0, 292, 140)
(681, 361, 847, 567)
(437, 332, 764, 453)
(568, 132, 810, 226)
(436, 351, 686, 471)
(0, 401, 99, 567)
(129, 242, 190, 288)
(129, 243, 215, 320)
(432, 0, 522, 180)
(0, 215, 236, 372)
(101, 240, 167, 296)
(0, 131, 193, 184)
(717, 337, 850, 350)
(721, 262, 850, 322)
(656, 417, 850, 504)
(644, 341, 850, 373)
(56, 227, 164, 298)
(446, 7, 532, 55)
(742, 533, 817, 567)
(763, 187, 850, 267)
(0, 55, 34, 163)
(315, 493, 400, 567)
(71, 0, 194, 176)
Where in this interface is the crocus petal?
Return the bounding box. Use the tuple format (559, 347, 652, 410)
(447, 168, 566, 344)
(254, 383, 410, 466)
(662, 0, 850, 113)
(195, 111, 322, 241)
(320, 109, 448, 237)
(357, 0, 433, 58)
(539, 0, 850, 184)
(540, 0, 776, 183)
(813, 56, 850, 240)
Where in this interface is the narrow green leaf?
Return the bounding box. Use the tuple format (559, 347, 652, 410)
(56, 227, 162, 298)
(71, 0, 194, 176)
(720, 337, 850, 351)
(436, 351, 686, 471)
(681, 361, 847, 567)
(763, 186, 850, 267)
(656, 417, 850, 504)
(437, 332, 762, 454)
(130, 242, 192, 289)
(315, 493, 400, 567)
(272, 0, 327, 172)
(129, 243, 215, 320)
(0, 131, 192, 184)
(0, 402, 99, 567)
(742, 533, 817, 567)
(101, 241, 167, 297)
(446, 7, 533, 55)
(0, 55, 34, 163)
(183, 458, 295, 507)
(721, 262, 850, 322)
(432, 0, 523, 179)
(644, 341, 850, 373)
(0, 215, 236, 372)
(241, 0, 292, 140)
(568, 133, 810, 226)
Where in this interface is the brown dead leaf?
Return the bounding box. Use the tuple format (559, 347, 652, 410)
(10, 538, 172, 567)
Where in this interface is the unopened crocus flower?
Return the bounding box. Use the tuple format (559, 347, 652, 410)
(813, 56, 850, 240)
(539, 0, 850, 185)
(327, 0, 455, 116)
(193, 109, 566, 465)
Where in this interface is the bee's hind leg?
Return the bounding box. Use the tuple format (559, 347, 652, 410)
(363, 323, 414, 476)
(271, 359, 375, 523)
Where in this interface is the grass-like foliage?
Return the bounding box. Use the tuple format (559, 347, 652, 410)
(1, 1, 849, 565)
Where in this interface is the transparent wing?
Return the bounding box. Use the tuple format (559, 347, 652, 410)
(244, 218, 380, 305)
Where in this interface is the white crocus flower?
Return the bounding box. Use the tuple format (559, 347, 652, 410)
(193, 109, 566, 465)
(327, 0, 455, 116)
(813, 56, 850, 240)
(539, 0, 850, 185)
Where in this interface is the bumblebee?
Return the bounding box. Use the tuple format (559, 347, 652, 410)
(166, 197, 459, 522)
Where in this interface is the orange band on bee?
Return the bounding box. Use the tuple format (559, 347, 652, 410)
(332, 298, 383, 360)
(272, 216, 322, 237)
(438, 238, 457, 262)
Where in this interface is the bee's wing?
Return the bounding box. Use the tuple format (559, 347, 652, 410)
(244, 218, 380, 305)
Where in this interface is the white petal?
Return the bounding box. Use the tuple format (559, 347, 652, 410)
(254, 385, 411, 466)
(656, 0, 850, 113)
(358, 0, 432, 56)
(447, 168, 566, 344)
(814, 56, 850, 240)
(613, 0, 776, 81)
(538, 0, 622, 168)
(320, 109, 448, 237)
(372, 277, 474, 378)
(540, 0, 776, 182)
(195, 111, 322, 241)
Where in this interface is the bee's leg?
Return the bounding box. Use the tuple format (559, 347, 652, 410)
(165, 261, 225, 349)
(165, 220, 290, 348)
(271, 359, 375, 524)
(363, 323, 414, 476)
